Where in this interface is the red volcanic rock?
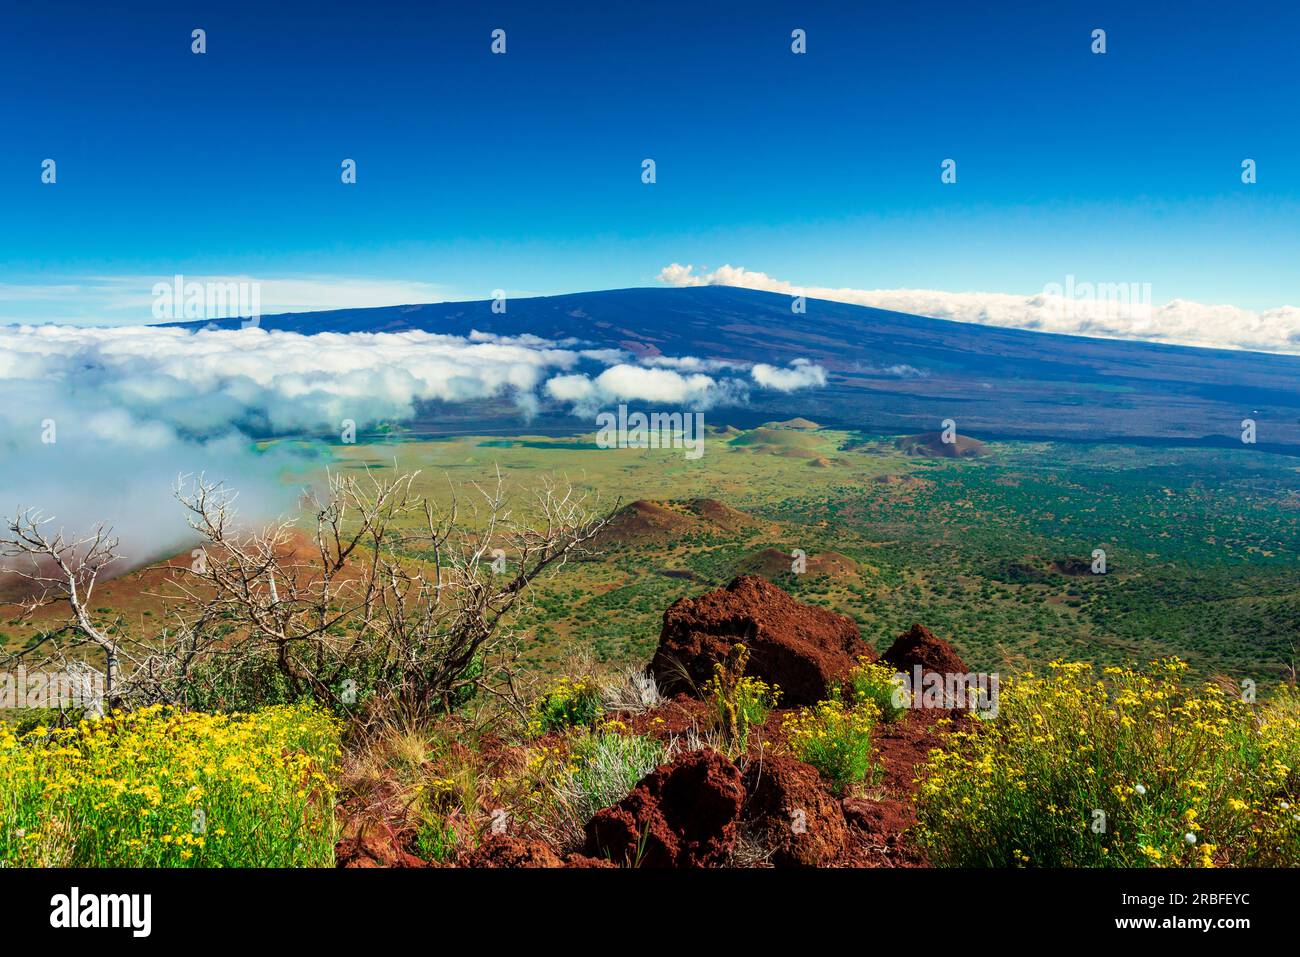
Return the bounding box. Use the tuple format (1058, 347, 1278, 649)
(880, 623, 969, 677)
(649, 575, 871, 705)
(584, 748, 744, 867)
(335, 820, 428, 868)
(843, 796, 913, 834)
(563, 853, 618, 869)
(742, 754, 847, 867)
(466, 834, 564, 868)
(841, 796, 926, 865)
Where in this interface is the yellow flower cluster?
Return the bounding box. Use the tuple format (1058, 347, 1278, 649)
(843, 657, 910, 721)
(704, 666, 778, 757)
(529, 676, 603, 735)
(783, 698, 879, 793)
(0, 704, 341, 867)
(914, 659, 1300, 867)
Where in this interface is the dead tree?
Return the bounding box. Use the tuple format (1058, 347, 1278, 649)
(0, 511, 124, 700)
(172, 467, 615, 720)
(1, 468, 614, 719)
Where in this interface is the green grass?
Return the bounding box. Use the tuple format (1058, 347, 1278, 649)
(336, 430, 1299, 689)
(561, 727, 667, 825)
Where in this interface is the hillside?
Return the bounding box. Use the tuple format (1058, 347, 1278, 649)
(597, 498, 760, 545)
(172, 285, 1300, 450)
(897, 432, 989, 458)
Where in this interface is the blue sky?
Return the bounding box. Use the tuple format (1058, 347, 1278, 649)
(2, 0, 1298, 324)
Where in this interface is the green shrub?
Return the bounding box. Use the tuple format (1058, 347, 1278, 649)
(562, 724, 666, 823)
(414, 816, 460, 863)
(531, 677, 603, 733)
(703, 644, 779, 756)
(843, 658, 910, 722)
(783, 699, 879, 794)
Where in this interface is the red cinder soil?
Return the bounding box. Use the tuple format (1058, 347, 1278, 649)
(650, 575, 873, 705)
(584, 747, 745, 867)
(335, 607, 969, 868)
(741, 753, 847, 867)
(838, 709, 957, 866)
(337, 703, 957, 868)
(465, 834, 564, 868)
(841, 796, 923, 866)
(336, 818, 429, 868)
(563, 853, 618, 868)
(619, 693, 709, 739)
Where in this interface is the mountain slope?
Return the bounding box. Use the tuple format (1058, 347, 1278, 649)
(176, 286, 1300, 448)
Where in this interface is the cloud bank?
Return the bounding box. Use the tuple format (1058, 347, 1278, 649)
(0, 325, 825, 568)
(660, 264, 1300, 355)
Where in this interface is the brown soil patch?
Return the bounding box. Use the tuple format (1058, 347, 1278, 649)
(596, 497, 759, 546)
(737, 547, 861, 582)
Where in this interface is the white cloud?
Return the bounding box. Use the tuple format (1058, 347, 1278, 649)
(639, 355, 747, 373)
(1, 325, 823, 435)
(543, 374, 598, 403)
(657, 263, 703, 288)
(544, 364, 743, 415)
(659, 263, 1300, 355)
(0, 325, 583, 438)
(0, 325, 828, 567)
(751, 357, 828, 392)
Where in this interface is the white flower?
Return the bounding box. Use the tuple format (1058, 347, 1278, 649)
(1134, 783, 1147, 796)
(1281, 801, 1290, 810)
(1184, 832, 1197, 844)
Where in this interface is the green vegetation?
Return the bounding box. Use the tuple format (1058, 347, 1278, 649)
(842, 658, 910, 722)
(703, 644, 779, 756)
(0, 704, 340, 867)
(301, 427, 1300, 689)
(531, 676, 604, 733)
(782, 698, 879, 794)
(560, 726, 667, 825)
(5, 424, 1297, 869)
(914, 660, 1300, 867)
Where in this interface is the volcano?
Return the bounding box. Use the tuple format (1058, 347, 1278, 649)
(174, 285, 1300, 450)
